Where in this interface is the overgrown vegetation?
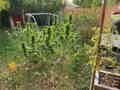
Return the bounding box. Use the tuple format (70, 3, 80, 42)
(0, 0, 120, 90)
(0, 14, 97, 90)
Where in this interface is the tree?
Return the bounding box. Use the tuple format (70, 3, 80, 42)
(73, 0, 102, 8)
(92, 0, 116, 7)
(73, 0, 92, 8)
(9, 0, 23, 15)
(21, 0, 63, 13)
(8, 0, 63, 15)
(0, 0, 9, 11)
(0, 0, 10, 28)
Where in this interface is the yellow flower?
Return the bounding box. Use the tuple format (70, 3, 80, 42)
(8, 63, 17, 71)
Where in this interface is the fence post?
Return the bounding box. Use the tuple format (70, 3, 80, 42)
(90, 0, 106, 90)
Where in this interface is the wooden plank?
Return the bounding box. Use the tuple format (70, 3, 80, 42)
(98, 70, 120, 89)
(99, 70, 120, 77)
(95, 84, 120, 90)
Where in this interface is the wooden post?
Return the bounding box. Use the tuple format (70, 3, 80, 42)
(9, 16, 14, 28)
(90, 0, 106, 90)
(22, 9, 25, 25)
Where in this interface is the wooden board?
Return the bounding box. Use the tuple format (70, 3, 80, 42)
(97, 70, 120, 89)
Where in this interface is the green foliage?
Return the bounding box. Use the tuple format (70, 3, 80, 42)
(0, 14, 98, 89)
(0, 0, 9, 11)
(9, 0, 23, 14)
(72, 14, 98, 45)
(0, 10, 10, 28)
(107, 0, 116, 6)
(9, 0, 63, 14)
(68, 45, 92, 89)
(73, 0, 92, 8)
(74, 0, 116, 8)
(92, 0, 101, 7)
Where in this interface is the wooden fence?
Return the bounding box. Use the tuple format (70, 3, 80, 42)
(64, 6, 119, 28)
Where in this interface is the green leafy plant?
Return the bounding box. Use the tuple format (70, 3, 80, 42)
(0, 14, 98, 90)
